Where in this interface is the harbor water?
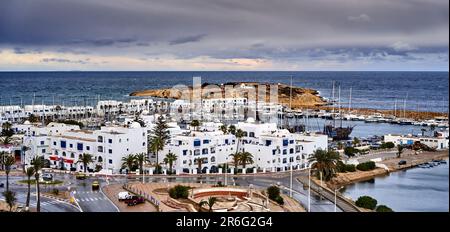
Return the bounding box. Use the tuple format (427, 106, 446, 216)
(341, 158, 449, 212)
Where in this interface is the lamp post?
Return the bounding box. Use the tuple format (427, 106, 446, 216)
(308, 161, 317, 212)
(289, 162, 293, 197)
(334, 186, 344, 212)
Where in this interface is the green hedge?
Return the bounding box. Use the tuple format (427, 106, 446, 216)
(337, 161, 356, 173)
(356, 161, 376, 171)
(267, 186, 284, 205)
(380, 142, 395, 149)
(355, 196, 378, 210)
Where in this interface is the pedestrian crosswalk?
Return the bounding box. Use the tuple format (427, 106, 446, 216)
(75, 197, 108, 202)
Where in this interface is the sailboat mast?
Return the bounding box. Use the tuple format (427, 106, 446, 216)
(394, 99, 397, 117)
(289, 76, 293, 110)
(348, 86, 352, 113)
(338, 85, 342, 127)
(403, 93, 408, 118)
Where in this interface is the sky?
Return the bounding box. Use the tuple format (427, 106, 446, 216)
(0, 0, 448, 71)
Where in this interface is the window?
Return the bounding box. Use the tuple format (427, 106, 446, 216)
(97, 136, 103, 142)
(211, 156, 216, 162)
(77, 143, 83, 151)
(266, 140, 272, 146)
(203, 139, 209, 144)
(109, 159, 113, 164)
(272, 149, 277, 155)
(53, 141, 56, 146)
(183, 150, 188, 156)
(60, 141, 66, 148)
(249, 132, 255, 137)
(86, 146, 90, 151)
(55, 150, 59, 155)
(40, 141, 44, 145)
(283, 139, 289, 146)
(283, 149, 287, 155)
(194, 149, 200, 156)
(62, 152, 66, 157)
(194, 139, 201, 147)
(290, 148, 294, 154)
(70, 153, 74, 158)
(283, 158, 287, 163)
(98, 146, 103, 152)
(289, 140, 294, 144)
(41, 149, 46, 153)
(225, 139, 229, 144)
(98, 156, 103, 162)
(108, 139, 112, 144)
(210, 147, 215, 154)
(202, 148, 208, 155)
(289, 157, 294, 162)
(183, 160, 187, 164)
(108, 149, 112, 154)
(69, 144, 73, 148)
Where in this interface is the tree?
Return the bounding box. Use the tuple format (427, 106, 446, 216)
(397, 145, 404, 158)
(355, 196, 377, 210)
(0, 151, 6, 171)
(27, 114, 39, 123)
(2, 191, 17, 212)
(121, 154, 136, 172)
(267, 185, 284, 205)
(148, 116, 169, 173)
(164, 152, 178, 174)
(77, 153, 94, 173)
(219, 124, 228, 134)
(190, 120, 201, 131)
(228, 125, 236, 135)
(234, 129, 245, 153)
(134, 153, 149, 174)
(430, 124, 436, 137)
(31, 156, 44, 212)
(239, 151, 254, 169)
(1, 122, 14, 137)
(344, 146, 357, 157)
(199, 197, 217, 212)
(195, 158, 204, 174)
(3, 154, 15, 192)
(308, 149, 341, 181)
(336, 142, 344, 150)
(376, 205, 394, 212)
(352, 137, 360, 147)
(25, 167, 35, 211)
(229, 153, 241, 172)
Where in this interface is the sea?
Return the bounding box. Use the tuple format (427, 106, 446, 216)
(0, 71, 448, 112)
(341, 158, 449, 212)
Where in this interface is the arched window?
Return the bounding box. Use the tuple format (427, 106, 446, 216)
(62, 152, 66, 157)
(211, 156, 216, 162)
(55, 150, 59, 155)
(98, 156, 103, 162)
(70, 153, 74, 158)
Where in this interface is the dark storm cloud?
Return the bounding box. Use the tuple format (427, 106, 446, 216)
(169, 34, 207, 45)
(0, 0, 448, 69)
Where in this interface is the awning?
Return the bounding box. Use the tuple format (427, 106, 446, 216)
(49, 155, 58, 161)
(63, 158, 74, 164)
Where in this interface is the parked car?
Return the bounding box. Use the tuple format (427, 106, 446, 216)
(91, 181, 100, 191)
(398, 160, 407, 165)
(76, 173, 87, 180)
(42, 173, 53, 181)
(124, 196, 145, 206)
(118, 192, 132, 201)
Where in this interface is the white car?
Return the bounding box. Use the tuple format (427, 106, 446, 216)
(118, 191, 132, 201)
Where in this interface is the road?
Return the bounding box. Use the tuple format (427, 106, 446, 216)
(2, 171, 341, 212)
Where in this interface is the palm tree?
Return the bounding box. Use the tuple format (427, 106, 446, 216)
(239, 151, 254, 170)
(199, 196, 217, 212)
(1, 122, 13, 137)
(219, 124, 228, 134)
(190, 120, 201, 131)
(134, 153, 149, 174)
(25, 166, 35, 211)
(308, 149, 341, 181)
(352, 137, 360, 147)
(336, 142, 344, 150)
(228, 125, 236, 135)
(397, 145, 404, 158)
(229, 153, 241, 172)
(4, 154, 15, 192)
(2, 191, 16, 212)
(234, 129, 245, 153)
(195, 158, 204, 174)
(77, 153, 94, 173)
(163, 152, 178, 174)
(121, 154, 136, 173)
(31, 156, 44, 212)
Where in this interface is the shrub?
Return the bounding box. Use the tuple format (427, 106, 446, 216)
(345, 164, 356, 172)
(356, 161, 376, 171)
(355, 196, 377, 210)
(168, 185, 190, 199)
(376, 205, 394, 212)
(380, 142, 395, 149)
(275, 196, 284, 205)
(267, 186, 281, 199)
(52, 188, 59, 195)
(344, 147, 358, 157)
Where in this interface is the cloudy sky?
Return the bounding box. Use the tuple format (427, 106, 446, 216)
(0, 0, 448, 71)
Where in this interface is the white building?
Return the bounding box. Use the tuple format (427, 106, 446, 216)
(23, 122, 148, 173)
(384, 134, 449, 150)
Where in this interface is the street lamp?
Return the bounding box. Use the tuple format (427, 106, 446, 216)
(289, 162, 293, 197)
(334, 186, 344, 212)
(308, 160, 317, 212)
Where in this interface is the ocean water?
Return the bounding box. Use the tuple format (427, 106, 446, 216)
(341, 159, 449, 212)
(0, 71, 448, 112)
